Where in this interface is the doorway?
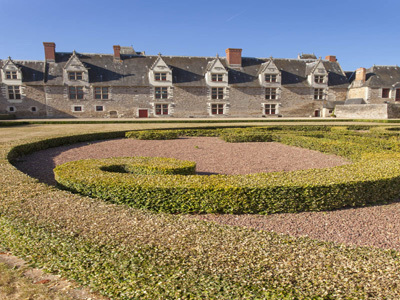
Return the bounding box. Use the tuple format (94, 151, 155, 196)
(138, 109, 148, 118)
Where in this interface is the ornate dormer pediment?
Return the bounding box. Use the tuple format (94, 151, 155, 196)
(149, 54, 173, 86)
(258, 58, 281, 87)
(307, 59, 328, 86)
(205, 55, 228, 86)
(63, 51, 89, 85)
(1, 57, 23, 84)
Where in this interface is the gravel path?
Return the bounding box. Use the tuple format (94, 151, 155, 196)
(13, 137, 400, 251)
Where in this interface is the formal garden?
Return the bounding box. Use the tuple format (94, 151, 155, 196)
(2, 120, 400, 299)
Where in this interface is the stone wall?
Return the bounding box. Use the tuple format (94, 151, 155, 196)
(0, 84, 47, 118)
(348, 87, 367, 100)
(0, 81, 349, 119)
(335, 104, 389, 119)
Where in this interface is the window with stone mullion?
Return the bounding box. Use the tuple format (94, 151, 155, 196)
(6, 71, 17, 79)
(8, 85, 21, 99)
(265, 88, 277, 100)
(314, 88, 324, 100)
(211, 87, 224, 99)
(69, 86, 84, 100)
(94, 87, 109, 100)
(155, 87, 168, 99)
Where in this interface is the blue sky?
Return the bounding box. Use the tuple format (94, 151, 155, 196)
(1, 0, 399, 71)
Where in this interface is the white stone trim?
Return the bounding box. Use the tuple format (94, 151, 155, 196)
(71, 105, 84, 112)
(7, 106, 16, 112)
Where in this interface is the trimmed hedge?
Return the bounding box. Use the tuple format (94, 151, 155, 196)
(54, 155, 400, 214)
(125, 130, 180, 140)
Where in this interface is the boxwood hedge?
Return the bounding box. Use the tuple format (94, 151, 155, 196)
(55, 126, 400, 214)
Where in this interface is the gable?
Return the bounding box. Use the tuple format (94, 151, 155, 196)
(206, 57, 227, 74)
(64, 52, 88, 72)
(150, 55, 172, 72)
(1, 57, 22, 83)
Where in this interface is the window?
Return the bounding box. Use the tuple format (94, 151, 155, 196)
(68, 72, 83, 80)
(265, 74, 277, 83)
(211, 74, 223, 82)
(69, 86, 84, 100)
(94, 87, 109, 100)
(155, 104, 169, 115)
(211, 103, 224, 115)
(154, 73, 167, 81)
(155, 87, 168, 99)
(7, 106, 16, 112)
(382, 88, 390, 98)
(30, 107, 37, 112)
(95, 106, 104, 112)
(73, 106, 83, 112)
(265, 88, 277, 100)
(6, 71, 17, 79)
(314, 75, 324, 84)
(264, 104, 277, 115)
(8, 86, 21, 100)
(211, 87, 224, 99)
(314, 88, 324, 100)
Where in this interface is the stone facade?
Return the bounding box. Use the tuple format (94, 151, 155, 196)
(0, 42, 352, 119)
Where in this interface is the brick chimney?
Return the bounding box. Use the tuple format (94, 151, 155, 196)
(355, 67, 366, 82)
(43, 42, 56, 62)
(325, 55, 337, 62)
(225, 48, 242, 67)
(113, 45, 121, 61)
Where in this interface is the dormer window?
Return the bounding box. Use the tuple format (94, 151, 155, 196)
(155, 73, 167, 81)
(205, 56, 228, 87)
(6, 71, 17, 79)
(69, 72, 83, 80)
(211, 74, 223, 82)
(8, 86, 21, 100)
(265, 74, 277, 83)
(314, 75, 324, 84)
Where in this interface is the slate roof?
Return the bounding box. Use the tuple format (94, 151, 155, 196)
(0, 60, 45, 85)
(1, 52, 349, 89)
(364, 66, 400, 88)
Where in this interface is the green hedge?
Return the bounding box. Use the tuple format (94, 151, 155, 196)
(54, 155, 400, 214)
(125, 129, 180, 140)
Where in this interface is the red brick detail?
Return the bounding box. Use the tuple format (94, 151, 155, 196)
(225, 48, 242, 66)
(355, 67, 366, 82)
(43, 42, 56, 61)
(113, 45, 121, 60)
(325, 55, 337, 62)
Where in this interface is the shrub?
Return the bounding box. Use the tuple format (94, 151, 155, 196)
(125, 130, 180, 140)
(220, 131, 274, 143)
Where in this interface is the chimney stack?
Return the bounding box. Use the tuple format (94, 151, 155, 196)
(325, 55, 337, 62)
(113, 45, 121, 61)
(43, 42, 56, 62)
(225, 48, 242, 67)
(355, 67, 366, 82)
